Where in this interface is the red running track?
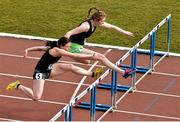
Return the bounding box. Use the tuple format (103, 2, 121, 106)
(0, 36, 180, 121)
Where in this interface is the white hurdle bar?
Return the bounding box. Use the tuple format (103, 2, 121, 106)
(49, 14, 171, 121)
(0, 14, 170, 122)
(117, 14, 171, 66)
(112, 14, 171, 108)
(97, 14, 171, 121)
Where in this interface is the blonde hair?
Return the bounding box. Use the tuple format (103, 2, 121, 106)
(87, 7, 106, 21)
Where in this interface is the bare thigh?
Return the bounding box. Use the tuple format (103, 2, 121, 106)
(50, 63, 72, 78)
(82, 48, 96, 54)
(33, 79, 45, 99)
(72, 48, 96, 64)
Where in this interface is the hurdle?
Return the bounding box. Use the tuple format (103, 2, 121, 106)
(49, 68, 112, 121)
(49, 45, 138, 121)
(72, 44, 139, 118)
(121, 15, 171, 73)
(93, 14, 171, 111)
(98, 14, 171, 93)
(49, 14, 171, 121)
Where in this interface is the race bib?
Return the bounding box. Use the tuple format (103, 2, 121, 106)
(35, 73, 43, 80)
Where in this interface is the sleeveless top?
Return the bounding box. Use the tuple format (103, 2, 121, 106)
(35, 49, 61, 72)
(70, 19, 96, 45)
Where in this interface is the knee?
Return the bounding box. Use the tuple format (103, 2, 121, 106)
(84, 60, 91, 64)
(33, 94, 42, 101)
(66, 64, 74, 70)
(97, 53, 106, 61)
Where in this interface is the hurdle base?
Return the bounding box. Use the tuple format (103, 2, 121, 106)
(76, 102, 111, 111)
(137, 50, 166, 56)
(98, 83, 131, 92)
(120, 64, 149, 73)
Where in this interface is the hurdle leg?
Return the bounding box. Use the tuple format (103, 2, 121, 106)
(111, 70, 118, 111)
(131, 48, 137, 92)
(167, 16, 171, 55)
(69, 104, 72, 121)
(65, 105, 69, 121)
(90, 86, 96, 121)
(64, 104, 72, 121)
(150, 31, 156, 71)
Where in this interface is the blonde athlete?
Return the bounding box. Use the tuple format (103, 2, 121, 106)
(65, 7, 134, 64)
(6, 37, 134, 101)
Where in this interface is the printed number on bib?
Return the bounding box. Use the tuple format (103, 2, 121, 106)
(35, 73, 43, 80)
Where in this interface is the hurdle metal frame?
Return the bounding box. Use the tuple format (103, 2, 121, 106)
(98, 14, 171, 89)
(97, 14, 171, 110)
(49, 14, 171, 121)
(77, 14, 171, 116)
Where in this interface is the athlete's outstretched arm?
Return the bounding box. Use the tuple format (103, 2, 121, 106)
(101, 22, 134, 37)
(24, 46, 49, 58)
(52, 47, 94, 59)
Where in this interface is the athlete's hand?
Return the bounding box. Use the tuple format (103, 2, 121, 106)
(125, 31, 134, 37)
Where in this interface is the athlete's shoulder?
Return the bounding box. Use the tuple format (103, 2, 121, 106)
(80, 20, 90, 30)
(49, 47, 61, 56)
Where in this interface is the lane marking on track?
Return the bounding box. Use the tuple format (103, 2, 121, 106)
(136, 90, 180, 98)
(153, 71, 180, 77)
(0, 94, 67, 105)
(0, 72, 90, 86)
(0, 118, 22, 122)
(115, 109, 180, 120)
(1, 32, 180, 57)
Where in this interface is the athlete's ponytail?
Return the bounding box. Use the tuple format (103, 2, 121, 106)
(87, 7, 99, 19)
(46, 41, 58, 48)
(87, 7, 106, 21)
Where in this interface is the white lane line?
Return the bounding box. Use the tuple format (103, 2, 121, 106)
(0, 52, 105, 67)
(0, 94, 67, 105)
(1, 31, 180, 57)
(0, 72, 90, 86)
(115, 109, 180, 120)
(153, 71, 180, 77)
(0, 117, 22, 121)
(136, 90, 180, 98)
